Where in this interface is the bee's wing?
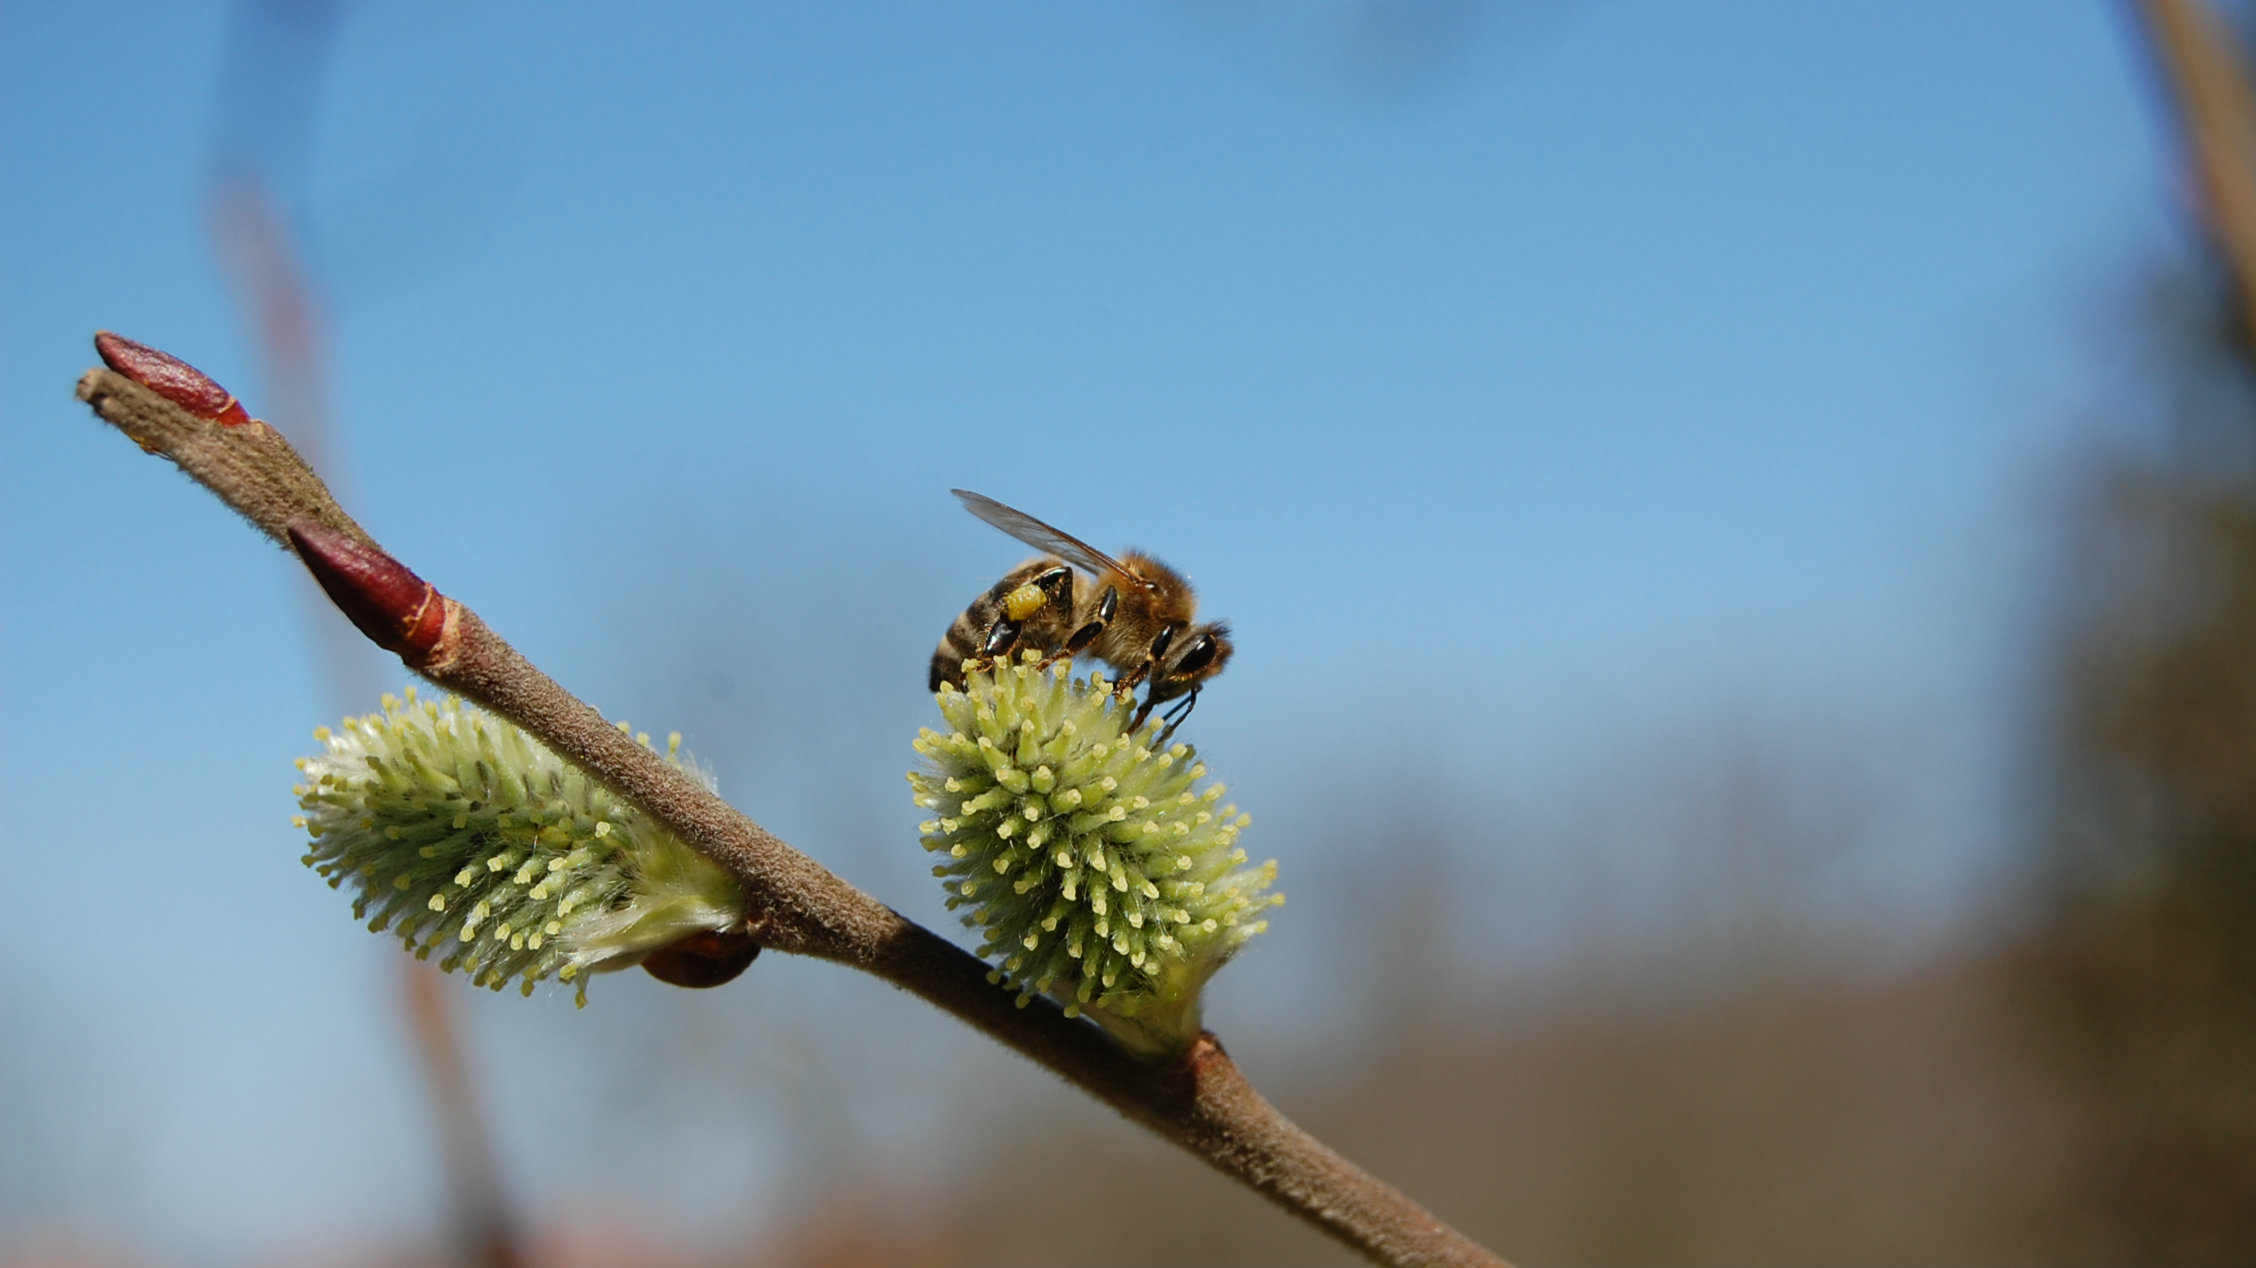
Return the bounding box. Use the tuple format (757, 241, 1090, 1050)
(952, 490, 1152, 590)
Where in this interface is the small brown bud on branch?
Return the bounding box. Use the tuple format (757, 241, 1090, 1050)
(287, 521, 451, 663)
(95, 331, 252, 427)
(640, 929, 763, 988)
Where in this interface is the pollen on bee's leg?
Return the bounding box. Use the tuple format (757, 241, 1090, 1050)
(1003, 582, 1049, 622)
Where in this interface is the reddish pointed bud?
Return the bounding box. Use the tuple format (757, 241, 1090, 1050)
(93, 331, 252, 426)
(287, 521, 449, 659)
(641, 929, 761, 988)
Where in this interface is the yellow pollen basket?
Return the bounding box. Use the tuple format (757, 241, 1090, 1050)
(1003, 581, 1050, 621)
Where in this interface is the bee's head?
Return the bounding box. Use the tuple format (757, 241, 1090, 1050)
(1145, 621, 1233, 705)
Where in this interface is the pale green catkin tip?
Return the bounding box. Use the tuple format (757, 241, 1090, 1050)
(294, 689, 745, 1003)
(910, 653, 1282, 1057)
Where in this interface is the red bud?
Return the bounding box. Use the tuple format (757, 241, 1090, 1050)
(93, 332, 252, 426)
(641, 929, 761, 988)
(287, 521, 448, 659)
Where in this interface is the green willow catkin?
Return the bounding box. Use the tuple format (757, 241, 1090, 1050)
(294, 689, 743, 1005)
(911, 656, 1281, 1056)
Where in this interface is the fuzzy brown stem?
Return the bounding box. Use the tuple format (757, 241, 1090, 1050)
(76, 362, 1506, 1268)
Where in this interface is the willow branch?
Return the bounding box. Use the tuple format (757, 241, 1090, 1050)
(75, 339, 1506, 1268)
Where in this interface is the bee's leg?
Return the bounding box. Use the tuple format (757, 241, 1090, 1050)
(1132, 684, 1198, 734)
(983, 618, 1023, 655)
(1129, 695, 1158, 731)
(1045, 585, 1118, 671)
(1114, 622, 1174, 703)
(968, 615, 1023, 676)
(1162, 687, 1200, 728)
(1149, 687, 1200, 743)
(978, 566, 1072, 673)
(1000, 567, 1073, 632)
(1033, 566, 1078, 628)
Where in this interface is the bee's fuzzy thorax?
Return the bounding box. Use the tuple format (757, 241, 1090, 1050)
(910, 655, 1281, 1056)
(294, 689, 745, 1005)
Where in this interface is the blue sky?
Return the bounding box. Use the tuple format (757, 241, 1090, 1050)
(1, 2, 2184, 1260)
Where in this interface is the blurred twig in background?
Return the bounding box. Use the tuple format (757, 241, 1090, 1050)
(2137, 0, 2256, 346)
(402, 968, 523, 1268)
(205, 3, 524, 1264)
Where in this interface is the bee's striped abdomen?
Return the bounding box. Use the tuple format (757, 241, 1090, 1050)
(929, 561, 1057, 692)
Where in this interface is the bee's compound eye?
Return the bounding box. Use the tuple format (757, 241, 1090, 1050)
(1175, 633, 1218, 676)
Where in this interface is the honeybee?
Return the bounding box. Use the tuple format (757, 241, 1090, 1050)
(929, 490, 1233, 730)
